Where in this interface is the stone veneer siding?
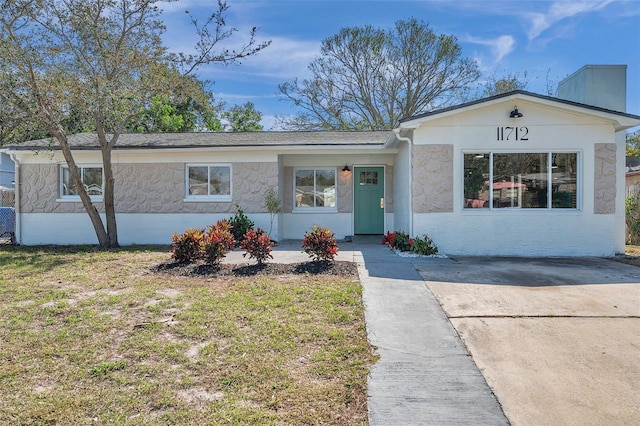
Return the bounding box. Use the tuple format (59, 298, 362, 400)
(594, 143, 616, 214)
(20, 162, 278, 214)
(412, 144, 453, 213)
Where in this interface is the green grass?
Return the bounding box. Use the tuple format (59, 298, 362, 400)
(0, 246, 376, 425)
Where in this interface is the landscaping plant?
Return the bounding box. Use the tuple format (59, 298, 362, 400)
(411, 234, 439, 255)
(302, 225, 339, 262)
(229, 205, 255, 244)
(171, 228, 204, 263)
(241, 228, 274, 265)
(382, 229, 439, 255)
(626, 194, 640, 245)
(202, 220, 236, 265)
(391, 231, 413, 252)
(381, 231, 396, 248)
(264, 187, 283, 239)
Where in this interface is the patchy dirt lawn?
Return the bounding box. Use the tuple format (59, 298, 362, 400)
(0, 246, 375, 425)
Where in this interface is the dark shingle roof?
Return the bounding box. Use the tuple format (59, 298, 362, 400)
(5, 131, 390, 150)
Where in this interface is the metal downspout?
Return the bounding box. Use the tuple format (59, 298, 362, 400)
(9, 153, 20, 244)
(393, 129, 413, 236)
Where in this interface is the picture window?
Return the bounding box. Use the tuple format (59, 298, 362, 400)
(463, 152, 578, 209)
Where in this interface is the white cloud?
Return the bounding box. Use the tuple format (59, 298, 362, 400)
(525, 0, 614, 40)
(239, 35, 320, 80)
(463, 35, 516, 64)
(187, 33, 320, 88)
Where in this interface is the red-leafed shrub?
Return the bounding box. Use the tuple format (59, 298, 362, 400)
(202, 220, 236, 265)
(381, 231, 397, 247)
(171, 228, 205, 263)
(302, 225, 339, 262)
(240, 228, 274, 265)
(382, 229, 439, 256)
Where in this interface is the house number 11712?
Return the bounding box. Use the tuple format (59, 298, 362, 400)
(497, 126, 528, 141)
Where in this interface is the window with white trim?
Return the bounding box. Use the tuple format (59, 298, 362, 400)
(294, 168, 336, 209)
(463, 152, 578, 209)
(186, 164, 231, 200)
(60, 165, 103, 198)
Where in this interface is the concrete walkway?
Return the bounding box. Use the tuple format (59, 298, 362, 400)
(354, 242, 508, 425)
(227, 239, 509, 425)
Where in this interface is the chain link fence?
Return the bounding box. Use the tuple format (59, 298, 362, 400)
(0, 206, 16, 244)
(1, 188, 14, 207)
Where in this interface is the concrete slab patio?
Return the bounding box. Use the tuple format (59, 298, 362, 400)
(418, 257, 640, 426)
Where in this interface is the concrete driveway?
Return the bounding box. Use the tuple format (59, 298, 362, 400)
(415, 257, 640, 426)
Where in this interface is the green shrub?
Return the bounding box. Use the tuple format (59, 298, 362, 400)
(241, 228, 274, 265)
(392, 231, 413, 252)
(411, 234, 439, 256)
(626, 195, 640, 245)
(302, 225, 339, 262)
(202, 220, 236, 265)
(171, 228, 204, 263)
(229, 205, 255, 245)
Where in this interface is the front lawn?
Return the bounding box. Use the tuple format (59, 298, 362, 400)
(0, 246, 376, 425)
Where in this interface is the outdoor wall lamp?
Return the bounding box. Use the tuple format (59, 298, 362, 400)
(342, 165, 351, 172)
(509, 105, 524, 118)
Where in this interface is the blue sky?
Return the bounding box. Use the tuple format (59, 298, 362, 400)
(160, 0, 640, 130)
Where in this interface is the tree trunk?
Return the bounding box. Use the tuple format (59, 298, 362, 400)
(101, 140, 119, 247)
(52, 128, 110, 246)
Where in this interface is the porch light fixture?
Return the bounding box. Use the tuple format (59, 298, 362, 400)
(342, 165, 351, 172)
(509, 105, 523, 118)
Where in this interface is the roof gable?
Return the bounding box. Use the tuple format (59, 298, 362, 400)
(399, 90, 640, 131)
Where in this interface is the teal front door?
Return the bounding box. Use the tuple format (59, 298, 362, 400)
(354, 167, 384, 234)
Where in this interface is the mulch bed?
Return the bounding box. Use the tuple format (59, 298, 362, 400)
(152, 260, 359, 277)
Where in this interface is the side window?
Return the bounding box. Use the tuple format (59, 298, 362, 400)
(60, 166, 103, 198)
(186, 165, 232, 200)
(294, 168, 336, 209)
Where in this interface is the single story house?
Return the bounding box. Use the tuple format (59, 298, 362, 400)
(626, 156, 640, 197)
(3, 89, 639, 256)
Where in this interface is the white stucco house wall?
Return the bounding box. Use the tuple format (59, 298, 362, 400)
(2, 90, 639, 256)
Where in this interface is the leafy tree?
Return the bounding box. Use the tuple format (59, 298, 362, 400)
(481, 72, 528, 97)
(277, 18, 480, 130)
(130, 91, 223, 133)
(473, 68, 559, 99)
(222, 102, 263, 132)
(626, 130, 640, 157)
(0, 0, 269, 247)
